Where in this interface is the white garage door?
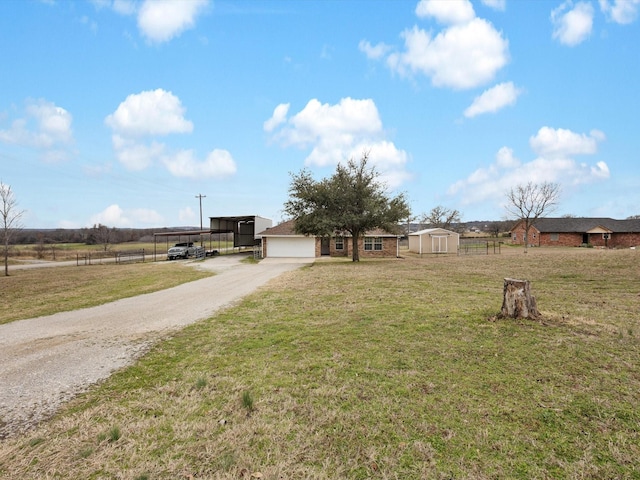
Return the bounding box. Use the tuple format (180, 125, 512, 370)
(267, 237, 316, 258)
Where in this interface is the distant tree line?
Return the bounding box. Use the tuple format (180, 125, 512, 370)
(11, 226, 224, 246)
(13, 226, 166, 245)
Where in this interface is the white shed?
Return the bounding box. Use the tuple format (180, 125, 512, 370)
(408, 228, 459, 254)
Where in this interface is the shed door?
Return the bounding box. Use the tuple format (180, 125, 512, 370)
(432, 235, 448, 253)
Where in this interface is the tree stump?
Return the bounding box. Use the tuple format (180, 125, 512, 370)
(501, 278, 540, 319)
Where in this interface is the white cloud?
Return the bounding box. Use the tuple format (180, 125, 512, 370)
(415, 0, 475, 25)
(89, 204, 164, 227)
(179, 206, 196, 223)
(265, 97, 411, 189)
(464, 82, 522, 118)
(599, 0, 640, 24)
(481, 0, 506, 11)
(0, 98, 75, 162)
(496, 146, 520, 168)
(92, 0, 208, 43)
(105, 89, 193, 137)
(358, 40, 392, 60)
(0, 99, 73, 148)
(386, 18, 509, 89)
(163, 148, 237, 179)
(366, 1, 509, 90)
(529, 126, 603, 157)
(111, 135, 165, 171)
(138, 0, 208, 44)
(551, 1, 594, 46)
(447, 127, 609, 207)
(263, 103, 290, 132)
(106, 89, 236, 178)
(283, 98, 382, 150)
(112, 0, 136, 16)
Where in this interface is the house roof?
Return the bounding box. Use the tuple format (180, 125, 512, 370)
(513, 217, 640, 233)
(409, 228, 459, 236)
(257, 219, 299, 236)
(258, 219, 398, 237)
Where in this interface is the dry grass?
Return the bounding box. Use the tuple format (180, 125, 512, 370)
(0, 247, 639, 479)
(0, 262, 213, 324)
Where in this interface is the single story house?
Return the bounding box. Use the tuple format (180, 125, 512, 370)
(408, 228, 460, 254)
(510, 217, 640, 248)
(257, 219, 400, 258)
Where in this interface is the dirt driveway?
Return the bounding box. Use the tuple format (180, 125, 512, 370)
(0, 255, 312, 439)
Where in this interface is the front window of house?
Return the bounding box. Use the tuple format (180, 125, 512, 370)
(365, 237, 383, 251)
(550, 233, 559, 241)
(364, 237, 373, 250)
(335, 236, 344, 250)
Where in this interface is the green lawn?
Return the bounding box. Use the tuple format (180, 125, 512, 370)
(0, 262, 213, 324)
(0, 248, 638, 479)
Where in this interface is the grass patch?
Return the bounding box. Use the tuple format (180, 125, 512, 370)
(0, 262, 213, 325)
(242, 391, 255, 413)
(0, 248, 639, 478)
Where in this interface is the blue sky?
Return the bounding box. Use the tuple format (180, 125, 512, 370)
(1, 0, 639, 229)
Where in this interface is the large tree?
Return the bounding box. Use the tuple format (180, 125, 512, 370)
(284, 153, 411, 262)
(421, 205, 461, 231)
(1, 181, 25, 276)
(505, 181, 561, 253)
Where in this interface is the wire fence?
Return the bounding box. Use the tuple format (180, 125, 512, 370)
(77, 249, 147, 266)
(458, 240, 503, 255)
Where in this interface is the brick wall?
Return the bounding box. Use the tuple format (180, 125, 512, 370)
(356, 237, 397, 258)
(327, 236, 397, 258)
(510, 223, 541, 246)
(609, 232, 640, 248)
(538, 233, 583, 247)
(511, 224, 640, 248)
(329, 237, 349, 257)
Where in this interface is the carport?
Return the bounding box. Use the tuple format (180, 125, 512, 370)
(209, 215, 272, 248)
(153, 229, 214, 261)
(153, 216, 272, 261)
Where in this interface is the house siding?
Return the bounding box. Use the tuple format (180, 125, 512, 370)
(262, 235, 397, 258)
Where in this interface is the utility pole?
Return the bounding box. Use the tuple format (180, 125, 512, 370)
(195, 194, 206, 246)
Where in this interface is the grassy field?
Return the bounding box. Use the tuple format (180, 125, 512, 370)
(8, 240, 236, 263)
(0, 248, 639, 479)
(0, 262, 213, 325)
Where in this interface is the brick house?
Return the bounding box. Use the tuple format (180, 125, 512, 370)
(258, 219, 400, 258)
(510, 217, 640, 248)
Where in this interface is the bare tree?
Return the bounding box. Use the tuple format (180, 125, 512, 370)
(505, 181, 561, 253)
(94, 224, 115, 252)
(1, 181, 25, 276)
(421, 205, 461, 230)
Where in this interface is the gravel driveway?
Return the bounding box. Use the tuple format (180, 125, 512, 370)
(0, 255, 311, 439)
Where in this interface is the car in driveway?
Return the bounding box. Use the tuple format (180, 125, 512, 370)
(167, 242, 197, 260)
